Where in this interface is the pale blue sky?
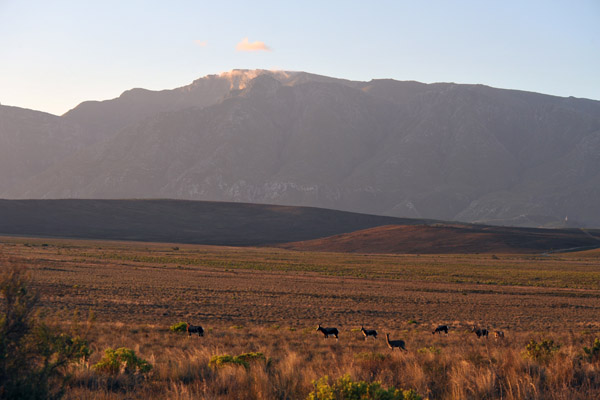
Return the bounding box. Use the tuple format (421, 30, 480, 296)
(1, 0, 598, 115)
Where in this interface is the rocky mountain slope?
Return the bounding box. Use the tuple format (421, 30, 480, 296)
(1, 70, 599, 227)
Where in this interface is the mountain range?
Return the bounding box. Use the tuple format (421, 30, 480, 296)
(1, 70, 599, 227)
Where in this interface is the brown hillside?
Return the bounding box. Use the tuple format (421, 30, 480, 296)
(278, 224, 600, 254)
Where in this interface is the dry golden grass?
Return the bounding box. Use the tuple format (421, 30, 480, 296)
(60, 324, 600, 399)
(1, 235, 600, 398)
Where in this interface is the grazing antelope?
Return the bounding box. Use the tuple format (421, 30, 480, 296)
(385, 333, 407, 351)
(316, 324, 339, 339)
(186, 323, 204, 337)
(494, 330, 505, 340)
(360, 326, 378, 340)
(471, 326, 489, 338)
(432, 325, 449, 335)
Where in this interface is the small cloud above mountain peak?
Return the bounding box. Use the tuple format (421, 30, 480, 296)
(235, 38, 271, 52)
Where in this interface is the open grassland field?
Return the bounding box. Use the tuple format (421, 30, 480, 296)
(1, 236, 600, 399)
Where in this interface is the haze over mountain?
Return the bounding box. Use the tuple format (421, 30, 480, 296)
(1, 70, 599, 227)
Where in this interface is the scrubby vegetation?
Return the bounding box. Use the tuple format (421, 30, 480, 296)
(208, 352, 265, 369)
(51, 324, 600, 399)
(308, 374, 422, 400)
(0, 260, 91, 399)
(93, 347, 152, 375)
(524, 338, 560, 363)
(583, 338, 600, 363)
(169, 321, 188, 333)
(1, 238, 600, 399)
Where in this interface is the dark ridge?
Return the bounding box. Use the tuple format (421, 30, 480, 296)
(0, 199, 429, 246)
(1, 199, 599, 253)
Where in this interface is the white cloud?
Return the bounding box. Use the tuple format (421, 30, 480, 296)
(236, 37, 271, 52)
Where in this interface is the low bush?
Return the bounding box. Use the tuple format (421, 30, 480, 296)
(169, 321, 188, 333)
(209, 354, 244, 369)
(418, 346, 441, 355)
(93, 347, 152, 375)
(307, 374, 422, 400)
(0, 260, 92, 399)
(583, 338, 600, 363)
(525, 338, 560, 363)
(209, 352, 265, 369)
(236, 352, 266, 364)
(354, 352, 387, 362)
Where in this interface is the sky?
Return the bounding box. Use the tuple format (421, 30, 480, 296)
(1, 0, 599, 116)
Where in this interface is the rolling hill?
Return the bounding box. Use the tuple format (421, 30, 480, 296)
(278, 224, 600, 254)
(0, 199, 598, 253)
(0, 199, 428, 246)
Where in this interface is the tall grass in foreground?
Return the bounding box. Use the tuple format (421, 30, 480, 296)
(63, 323, 600, 399)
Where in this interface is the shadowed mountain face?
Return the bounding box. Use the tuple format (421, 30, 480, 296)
(1, 70, 599, 227)
(0, 106, 87, 192)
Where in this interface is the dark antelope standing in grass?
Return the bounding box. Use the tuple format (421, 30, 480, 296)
(471, 326, 489, 338)
(316, 324, 339, 339)
(186, 323, 204, 337)
(432, 325, 449, 335)
(360, 326, 378, 340)
(385, 333, 407, 351)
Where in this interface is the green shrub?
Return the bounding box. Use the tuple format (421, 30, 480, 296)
(525, 338, 560, 363)
(418, 346, 441, 355)
(0, 260, 92, 399)
(307, 374, 422, 400)
(354, 352, 387, 362)
(209, 354, 245, 368)
(583, 338, 600, 363)
(209, 352, 265, 369)
(93, 347, 152, 375)
(170, 321, 188, 333)
(235, 352, 266, 363)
